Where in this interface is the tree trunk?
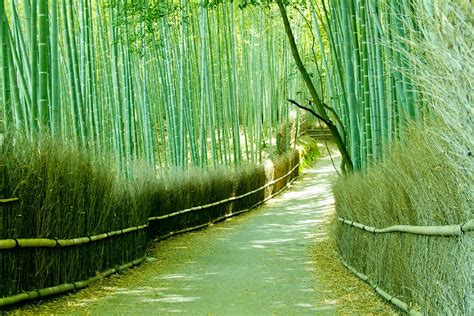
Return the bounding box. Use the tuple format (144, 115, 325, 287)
(275, 0, 353, 172)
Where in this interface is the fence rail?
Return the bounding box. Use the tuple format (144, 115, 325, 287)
(148, 161, 301, 221)
(304, 128, 334, 140)
(0, 225, 149, 250)
(0, 258, 145, 307)
(338, 217, 474, 236)
(341, 260, 422, 316)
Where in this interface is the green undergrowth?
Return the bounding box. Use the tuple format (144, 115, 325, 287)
(296, 135, 320, 170)
(0, 134, 311, 304)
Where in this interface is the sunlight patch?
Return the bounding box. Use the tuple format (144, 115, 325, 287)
(251, 238, 295, 244)
(143, 295, 200, 303)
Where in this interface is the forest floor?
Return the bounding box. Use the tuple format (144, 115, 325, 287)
(16, 148, 395, 315)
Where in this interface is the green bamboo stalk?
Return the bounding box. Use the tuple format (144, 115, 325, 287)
(50, 0, 60, 137)
(214, 7, 230, 165)
(140, 0, 155, 167)
(206, 7, 223, 164)
(339, 0, 361, 169)
(199, 2, 209, 166)
(7, 2, 33, 132)
(66, 0, 87, 146)
(162, 14, 179, 167)
(184, 2, 200, 167)
(30, 0, 38, 132)
(38, 0, 49, 131)
(0, 0, 12, 131)
(228, 2, 242, 165)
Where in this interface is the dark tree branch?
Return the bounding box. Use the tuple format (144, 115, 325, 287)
(288, 99, 331, 126)
(309, 100, 347, 142)
(288, 98, 353, 172)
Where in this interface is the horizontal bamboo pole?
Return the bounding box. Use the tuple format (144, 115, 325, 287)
(148, 160, 301, 222)
(338, 218, 474, 237)
(461, 219, 474, 232)
(0, 197, 19, 204)
(341, 260, 421, 315)
(0, 224, 148, 250)
(154, 223, 211, 241)
(0, 258, 144, 307)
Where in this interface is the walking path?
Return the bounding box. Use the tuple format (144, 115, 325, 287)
(21, 154, 392, 315)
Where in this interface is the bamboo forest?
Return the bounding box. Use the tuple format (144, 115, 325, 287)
(0, 0, 472, 314)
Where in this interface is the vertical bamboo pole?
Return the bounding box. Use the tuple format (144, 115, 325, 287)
(38, 0, 49, 131)
(50, 0, 61, 138)
(30, 1, 38, 132)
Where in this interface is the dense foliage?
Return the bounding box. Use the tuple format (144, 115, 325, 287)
(0, 0, 318, 175)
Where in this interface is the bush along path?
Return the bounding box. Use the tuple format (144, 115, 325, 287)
(21, 154, 393, 315)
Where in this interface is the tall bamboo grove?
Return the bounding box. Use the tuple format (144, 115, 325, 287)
(0, 0, 314, 174)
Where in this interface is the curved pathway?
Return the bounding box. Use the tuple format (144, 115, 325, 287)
(27, 155, 343, 315)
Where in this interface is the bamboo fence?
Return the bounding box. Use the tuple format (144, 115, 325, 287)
(338, 216, 473, 313)
(0, 153, 302, 308)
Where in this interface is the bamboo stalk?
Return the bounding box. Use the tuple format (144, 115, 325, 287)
(50, 0, 60, 137)
(37, 0, 49, 130)
(29, 0, 38, 132)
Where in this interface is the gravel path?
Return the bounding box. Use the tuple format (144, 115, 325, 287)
(23, 155, 345, 315)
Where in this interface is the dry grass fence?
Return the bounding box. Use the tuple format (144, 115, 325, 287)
(0, 137, 315, 308)
(334, 1, 473, 313)
(333, 128, 473, 314)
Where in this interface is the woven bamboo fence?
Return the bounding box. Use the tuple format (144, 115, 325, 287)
(338, 217, 474, 314)
(0, 150, 303, 308)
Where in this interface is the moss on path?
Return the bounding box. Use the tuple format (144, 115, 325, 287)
(19, 155, 394, 315)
